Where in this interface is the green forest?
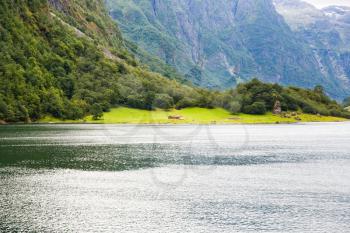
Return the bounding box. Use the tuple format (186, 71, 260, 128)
(0, 0, 349, 123)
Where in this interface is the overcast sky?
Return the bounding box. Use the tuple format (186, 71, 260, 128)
(303, 0, 350, 8)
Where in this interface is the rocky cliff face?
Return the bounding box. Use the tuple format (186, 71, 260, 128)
(106, 0, 253, 88)
(105, 0, 350, 99)
(274, 0, 350, 99)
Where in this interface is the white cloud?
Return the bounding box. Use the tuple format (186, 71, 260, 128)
(303, 0, 350, 9)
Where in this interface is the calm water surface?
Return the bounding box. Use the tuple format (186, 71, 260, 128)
(0, 123, 350, 232)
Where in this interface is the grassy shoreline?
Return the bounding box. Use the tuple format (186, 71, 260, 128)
(37, 107, 348, 125)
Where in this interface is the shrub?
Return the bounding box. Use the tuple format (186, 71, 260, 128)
(227, 101, 241, 114)
(243, 101, 266, 115)
(0, 99, 8, 119)
(153, 94, 174, 109)
(329, 109, 343, 117)
(91, 103, 103, 120)
(175, 97, 197, 109)
(302, 105, 317, 114)
(63, 100, 87, 120)
(126, 95, 146, 109)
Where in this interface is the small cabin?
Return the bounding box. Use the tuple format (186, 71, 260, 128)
(168, 115, 184, 120)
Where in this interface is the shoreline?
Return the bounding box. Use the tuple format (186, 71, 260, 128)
(1, 107, 349, 125)
(1, 120, 349, 126)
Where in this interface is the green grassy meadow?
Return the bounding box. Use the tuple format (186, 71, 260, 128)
(39, 107, 347, 124)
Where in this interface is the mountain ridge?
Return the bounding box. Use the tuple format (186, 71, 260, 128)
(106, 0, 350, 99)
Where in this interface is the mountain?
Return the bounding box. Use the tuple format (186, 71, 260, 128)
(105, 0, 251, 88)
(0, 0, 211, 122)
(274, 0, 350, 99)
(105, 0, 350, 99)
(0, 0, 348, 123)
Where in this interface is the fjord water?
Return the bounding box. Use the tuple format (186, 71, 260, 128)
(0, 123, 350, 232)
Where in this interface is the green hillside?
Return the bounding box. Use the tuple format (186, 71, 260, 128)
(0, 0, 207, 122)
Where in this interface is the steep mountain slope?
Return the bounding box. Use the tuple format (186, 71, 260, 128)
(0, 0, 209, 122)
(105, 0, 349, 98)
(47, 0, 184, 80)
(106, 0, 253, 88)
(274, 0, 350, 99)
(232, 0, 324, 87)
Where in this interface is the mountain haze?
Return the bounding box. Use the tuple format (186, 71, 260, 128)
(274, 0, 350, 99)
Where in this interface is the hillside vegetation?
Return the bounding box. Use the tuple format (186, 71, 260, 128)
(0, 0, 208, 122)
(0, 0, 349, 123)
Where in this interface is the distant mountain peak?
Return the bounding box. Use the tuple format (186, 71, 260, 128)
(275, 0, 350, 99)
(323, 5, 350, 23)
(274, 0, 325, 29)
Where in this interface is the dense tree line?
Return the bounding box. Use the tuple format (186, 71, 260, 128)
(0, 0, 349, 123)
(233, 79, 349, 118)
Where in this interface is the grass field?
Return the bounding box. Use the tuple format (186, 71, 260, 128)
(39, 107, 347, 124)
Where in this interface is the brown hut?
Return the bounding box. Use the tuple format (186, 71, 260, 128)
(168, 115, 184, 120)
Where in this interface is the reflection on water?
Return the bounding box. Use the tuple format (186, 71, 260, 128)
(0, 123, 350, 232)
